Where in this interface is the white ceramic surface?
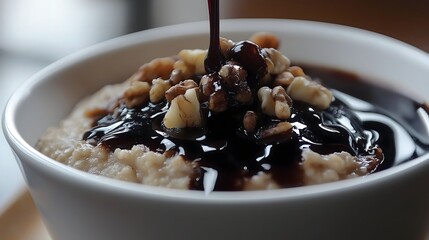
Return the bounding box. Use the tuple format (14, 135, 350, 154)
(3, 19, 429, 240)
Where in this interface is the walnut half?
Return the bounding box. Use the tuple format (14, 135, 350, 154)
(163, 88, 202, 129)
(287, 77, 333, 110)
(257, 86, 292, 120)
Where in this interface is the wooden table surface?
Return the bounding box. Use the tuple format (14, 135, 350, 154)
(0, 190, 51, 240)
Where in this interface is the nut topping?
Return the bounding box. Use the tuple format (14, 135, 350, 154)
(264, 48, 290, 75)
(288, 66, 306, 77)
(163, 88, 202, 129)
(165, 80, 198, 102)
(119, 34, 335, 135)
(128, 57, 175, 83)
(260, 122, 293, 139)
(149, 78, 171, 103)
(249, 32, 280, 49)
(287, 76, 333, 110)
(209, 89, 228, 112)
(243, 111, 258, 133)
(273, 71, 294, 88)
(219, 63, 248, 88)
(175, 49, 207, 77)
(123, 81, 150, 107)
(258, 86, 291, 120)
(219, 37, 235, 55)
(77, 32, 390, 191)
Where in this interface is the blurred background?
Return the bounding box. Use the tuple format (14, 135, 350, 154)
(1, 0, 428, 213)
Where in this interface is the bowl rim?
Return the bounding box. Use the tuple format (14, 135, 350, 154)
(3, 18, 429, 203)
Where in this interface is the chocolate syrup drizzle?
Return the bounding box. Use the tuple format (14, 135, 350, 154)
(82, 63, 429, 191)
(205, 0, 224, 73)
(82, 0, 429, 191)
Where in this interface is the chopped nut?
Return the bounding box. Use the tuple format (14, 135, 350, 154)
(257, 86, 291, 120)
(265, 59, 275, 76)
(243, 111, 257, 133)
(272, 86, 292, 105)
(200, 74, 216, 97)
(288, 66, 305, 77)
(165, 80, 198, 102)
(219, 63, 248, 88)
(264, 48, 290, 75)
(273, 71, 294, 88)
(220, 37, 235, 55)
(287, 76, 333, 109)
(272, 86, 292, 120)
(258, 86, 276, 117)
(129, 57, 175, 83)
(235, 83, 252, 104)
(260, 122, 293, 139)
(176, 49, 207, 76)
(249, 32, 280, 49)
(163, 88, 202, 129)
(123, 81, 150, 107)
(209, 89, 228, 112)
(149, 78, 171, 103)
(169, 69, 186, 85)
(173, 60, 193, 80)
(84, 107, 110, 118)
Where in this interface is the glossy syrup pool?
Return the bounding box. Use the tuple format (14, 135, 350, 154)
(83, 64, 429, 191)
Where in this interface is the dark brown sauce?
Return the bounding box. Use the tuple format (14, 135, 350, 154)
(82, 65, 429, 191)
(204, 0, 224, 73)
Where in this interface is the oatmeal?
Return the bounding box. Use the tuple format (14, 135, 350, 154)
(36, 32, 390, 191)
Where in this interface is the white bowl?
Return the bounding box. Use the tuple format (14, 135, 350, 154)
(3, 19, 429, 240)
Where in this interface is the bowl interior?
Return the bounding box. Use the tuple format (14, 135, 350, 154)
(4, 19, 429, 198)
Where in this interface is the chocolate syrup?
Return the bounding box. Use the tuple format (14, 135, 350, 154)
(83, 65, 429, 191)
(82, 0, 429, 191)
(228, 41, 267, 83)
(204, 0, 224, 73)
